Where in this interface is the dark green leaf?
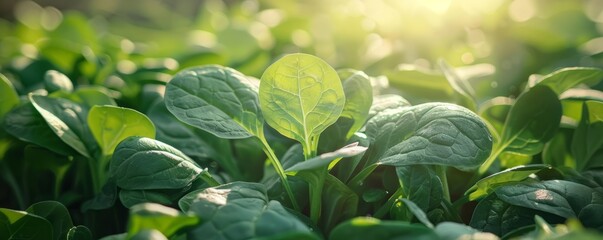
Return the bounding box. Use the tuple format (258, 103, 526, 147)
(181, 182, 312, 240)
(321, 175, 359, 233)
(469, 193, 564, 236)
(571, 101, 603, 171)
(0, 208, 53, 240)
(26, 201, 74, 240)
(165, 65, 264, 138)
(366, 102, 492, 171)
(29, 94, 94, 158)
(329, 217, 437, 240)
(110, 137, 205, 190)
(400, 198, 434, 228)
(66, 225, 93, 240)
(367, 94, 411, 121)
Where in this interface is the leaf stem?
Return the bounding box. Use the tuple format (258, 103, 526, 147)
(0, 161, 25, 209)
(257, 135, 300, 212)
(435, 165, 450, 202)
(309, 167, 327, 224)
(373, 187, 404, 219)
(478, 143, 506, 175)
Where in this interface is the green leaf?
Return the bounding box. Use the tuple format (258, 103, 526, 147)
(88, 105, 156, 156)
(571, 101, 603, 171)
(110, 137, 205, 190)
(52, 87, 117, 108)
(439, 60, 477, 110)
(119, 189, 176, 208)
(44, 70, 74, 93)
(25, 201, 74, 240)
(66, 225, 93, 240)
(127, 203, 199, 238)
(494, 180, 602, 220)
(534, 67, 603, 95)
(329, 217, 437, 240)
(29, 94, 95, 158)
(434, 222, 499, 240)
(366, 102, 492, 171)
(165, 65, 264, 139)
(478, 97, 514, 136)
(286, 142, 367, 173)
(338, 70, 373, 139)
(321, 175, 359, 233)
(480, 86, 561, 174)
(181, 182, 312, 240)
(500, 85, 561, 154)
(147, 100, 241, 177)
(399, 198, 434, 229)
(0, 73, 19, 119)
(0, 208, 53, 240)
(465, 164, 550, 201)
(2, 102, 76, 156)
(469, 193, 564, 236)
(367, 94, 411, 121)
(259, 53, 345, 155)
(393, 165, 443, 222)
(385, 65, 454, 103)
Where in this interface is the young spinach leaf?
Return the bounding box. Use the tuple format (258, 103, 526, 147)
(533, 67, 603, 94)
(88, 105, 156, 156)
(337, 69, 373, 139)
(110, 136, 213, 190)
(0, 73, 19, 119)
(479, 85, 561, 174)
(180, 182, 314, 240)
(259, 53, 345, 158)
(126, 203, 199, 238)
(29, 94, 95, 158)
(439, 60, 477, 111)
(0, 208, 53, 240)
(165, 65, 264, 138)
(366, 102, 492, 171)
(285, 142, 367, 173)
(466, 164, 550, 201)
(367, 94, 411, 121)
(3, 102, 76, 156)
(25, 201, 74, 240)
(571, 101, 603, 171)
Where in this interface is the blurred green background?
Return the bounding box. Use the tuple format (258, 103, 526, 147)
(1, 0, 603, 104)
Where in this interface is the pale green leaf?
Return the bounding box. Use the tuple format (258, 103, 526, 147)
(88, 105, 156, 156)
(260, 53, 345, 151)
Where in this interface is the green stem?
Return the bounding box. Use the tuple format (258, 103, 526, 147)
(309, 167, 327, 224)
(0, 161, 25, 209)
(451, 195, 469, 210)
(257, 135, 300, 212)
(88, 157, 102, 195)
(373, 187, 404, 219)
(478, 143, 506, 175)
(435, 166, 450, 202)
